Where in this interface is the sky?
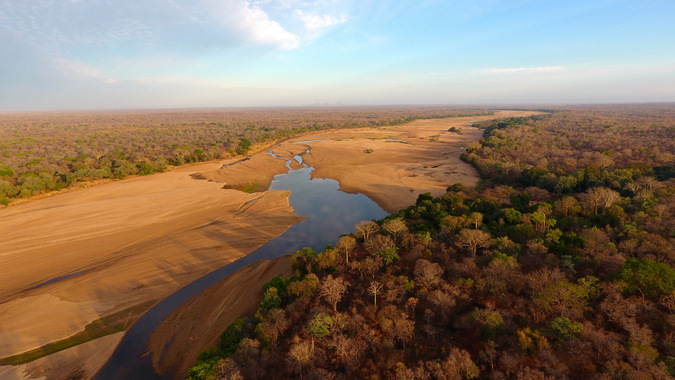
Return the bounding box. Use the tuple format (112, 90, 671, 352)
(1, 0, 674, 111)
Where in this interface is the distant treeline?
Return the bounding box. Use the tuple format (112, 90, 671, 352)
(0, 106, 492, 205)
(466, 104, 675, 190)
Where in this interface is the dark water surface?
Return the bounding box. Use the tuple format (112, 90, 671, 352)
(95, 156, 387, 379)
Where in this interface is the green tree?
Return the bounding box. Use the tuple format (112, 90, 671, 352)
(186, 360, 216, 380)
(613, 258, 675, 300)
(471, 308, 505, 340)
(292, 247, 318, 276)
(308, 313, 333, 351)
(263, 276, 290, 298)
(548, 317, 583, 344)
(378, 246, 400, 266)
(137, 161, 154, 175)
(503, 208, 522, 224)
(236, 138, 253, 155)
(259, 287, 282, 311)
(220, 318, 246, 356)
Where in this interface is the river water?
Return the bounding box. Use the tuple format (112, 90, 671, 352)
(95, 150, 387, 379)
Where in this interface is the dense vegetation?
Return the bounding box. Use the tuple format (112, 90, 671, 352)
(0, 106, 491, 205)
(466, 104, 675, 189)
(188, 105, 674, 379)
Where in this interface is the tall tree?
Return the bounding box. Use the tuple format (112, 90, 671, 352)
(368, 281, 383, 309)
(336, 235, 356, 265)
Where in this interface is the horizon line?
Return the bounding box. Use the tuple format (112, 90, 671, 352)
(1, 101, 674, 114)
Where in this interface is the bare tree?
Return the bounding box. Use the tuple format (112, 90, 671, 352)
(368, 281, 383, 309)
(365, 234, 395, 253)
(440, 347, 480, 380)
(214, 358, 244, 380)
(526, 267, 566, 295)
(414, 259, 444, 289)
(637, 176, 659, 190)
(653, 204, 668, 219)
(585, 187, 605, 214)
(355, 220, 379, 241)
(479, 341, 499, 371)
(660, 292, 675, 315)
(288, 339, 313, 377)
(599, 187, 620, 209)
(626, 181, 640, 194)
(329, 334, 366, 373)
(456, 229, 491, 257)
(336, 235, 356, 265)
(392, 316, 415, 348)
(320, 275, 349, 312)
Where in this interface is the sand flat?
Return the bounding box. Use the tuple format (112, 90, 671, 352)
(0, 159, 303, 358)
(278, 111, 541, 212)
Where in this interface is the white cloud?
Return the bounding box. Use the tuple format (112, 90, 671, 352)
(293, 9, 347, 31)
(478, 66, 566, 75)
(1, 0, 303, 51)
(213, 0, 300, 50)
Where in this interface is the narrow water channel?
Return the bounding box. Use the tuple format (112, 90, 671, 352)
(95, 151, 388, 379)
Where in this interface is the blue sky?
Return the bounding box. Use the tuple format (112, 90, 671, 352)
(1, 0, 674, 111)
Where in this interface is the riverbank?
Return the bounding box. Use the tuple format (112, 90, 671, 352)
(147, 255, 293, 378)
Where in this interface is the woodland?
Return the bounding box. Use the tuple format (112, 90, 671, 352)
(0, 106, 490, 205)
(187, 104, 675, 379)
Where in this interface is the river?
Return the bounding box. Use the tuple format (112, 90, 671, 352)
(95, 149, 388, 379)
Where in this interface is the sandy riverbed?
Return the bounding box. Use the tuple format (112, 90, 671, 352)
(0, 161, 303, 378)
(281, 110, 539, 212)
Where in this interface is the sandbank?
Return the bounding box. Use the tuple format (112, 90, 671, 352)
(0, 160, 302, 366)
(277, 110, 542, 212)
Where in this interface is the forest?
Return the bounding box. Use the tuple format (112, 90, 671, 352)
(0, 106, 491, 205)
(187, 104, 675, 379)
